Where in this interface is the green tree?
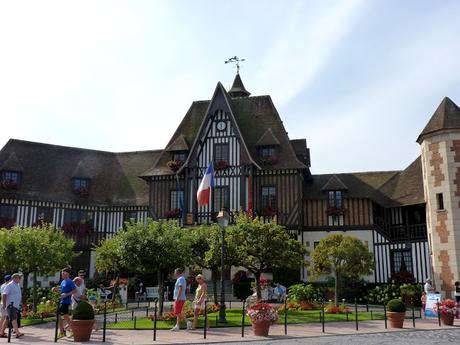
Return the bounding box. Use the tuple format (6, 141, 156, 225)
(0, 225, 77, 312)
(189, 224, 238, 304)
(229, 215, 308, 299)
(117, 219, 191, 314)
(310, 233, 374, 306)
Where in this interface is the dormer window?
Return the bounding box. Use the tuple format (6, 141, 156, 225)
(72, 178, 90, 197)
(172, 151, 187, 162)
(260, 146, 278, 165)
(328, 191, 343, 208)
(327, 190, 344, 226)
(0, 170, 20, 190)
(167, 151, 187, 172)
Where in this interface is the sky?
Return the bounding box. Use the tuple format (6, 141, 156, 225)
(1, 0, 459, 174)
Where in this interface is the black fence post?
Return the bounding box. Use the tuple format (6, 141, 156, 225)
(437, 299, 441, 327)
(54, 300, 60, 343)
(411, 298, 415, 328)
(137, 300, 140, 308)
(103, 301, 107, 342)
(204, 301, 207, 339)
(131, 309, 134, 321)
(153, 298, 158, 342)
(384, 301, 387, 329)
(346, 311, 349, 321)
(370, 311, 373, 320)
(134, 316, 137, 330)
(241, 299, 246, 338)
(146, 307, 149, 317)
(366, 303, 369, 312)
(229, 301, 232, 310)
(115, 313, 118, 324)
(354, 298, 358, 331)
(284, 297, 288, 335)
(321, 299, 325, 333)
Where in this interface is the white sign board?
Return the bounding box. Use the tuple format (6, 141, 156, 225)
(425, 293, 441, 317)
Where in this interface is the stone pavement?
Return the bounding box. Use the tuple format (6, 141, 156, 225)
(5, 318, 458, 344)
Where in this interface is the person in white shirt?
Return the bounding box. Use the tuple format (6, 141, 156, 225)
(72, 277, 84, 310)
(77, 270, 86, 295)
(0, 275, 11, 337)
(0, 273, 24, 338)
(424, 278, 434, 293)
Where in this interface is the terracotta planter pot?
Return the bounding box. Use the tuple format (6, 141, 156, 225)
(251, 320, 271, 336)
(71, 319, 95, 342)
(387, 311, 405, 328)
(441, 313, 454, 326)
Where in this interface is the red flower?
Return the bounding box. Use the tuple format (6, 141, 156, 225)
(74, 186, 89, 197)
(165, 208, 181, 219)
(167, 160, 184, 172)
(0, 179, 18, 190)
(215, 160, 229, 171)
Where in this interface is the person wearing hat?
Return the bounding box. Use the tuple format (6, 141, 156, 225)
(77, 270, 86, 296)
(0, 275, 12, 337)
(0, 273, 24, 338)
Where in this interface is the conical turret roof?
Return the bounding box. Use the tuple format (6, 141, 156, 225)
(228, 73, 251, 98)
(417, 97, 460, 143)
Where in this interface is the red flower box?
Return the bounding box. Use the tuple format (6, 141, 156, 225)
(261, 155, 279, 165)
(166, 160, 184, 172)
(260, 207, 277, 217)
(165, 208, 181, 219)
(62, 222, 92, 236)
(215, 160, 230, 171)
(0, 179, 18, 190)
(74, 187, 89, 197)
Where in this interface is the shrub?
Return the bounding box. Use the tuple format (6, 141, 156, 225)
(387, 299, 406, 313)
(288, 284, 321, 303)
(366, 284, 401, 304)
(72, 301, 95, 320)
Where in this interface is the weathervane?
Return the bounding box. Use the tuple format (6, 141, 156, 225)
(225, 56, 245, 74)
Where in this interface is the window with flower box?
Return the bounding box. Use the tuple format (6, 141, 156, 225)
(0, 204, 16, 228)
(260, 186, 277, 216)
(214, 143, 229, 163)
(172, 152, 187, 162)
(62, 210, 93, 235)
(0, 170, 21, 190)
(72, 178, 90, 196)
(260, 146, 278, 165)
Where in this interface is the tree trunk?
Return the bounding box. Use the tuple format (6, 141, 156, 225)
(158, 270, 164, 315)
(22, 272, 29, 310)
(255, 271, 262, 300)
(32, 270, 38, 313)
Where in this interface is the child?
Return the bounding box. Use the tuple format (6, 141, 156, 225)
(421, 291, 427, 318)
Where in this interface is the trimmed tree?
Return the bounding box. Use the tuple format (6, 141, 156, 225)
(117, 219, 191, 314)
(0, 225, 77, 312)
(189, 224, 238, 304)
(229, 215, 308, 299)
(310, 233, 374, 306)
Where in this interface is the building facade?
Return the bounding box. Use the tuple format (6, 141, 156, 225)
(0, 74, 458, 296)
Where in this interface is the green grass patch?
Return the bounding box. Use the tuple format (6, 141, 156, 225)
(106, 309, 385, 330)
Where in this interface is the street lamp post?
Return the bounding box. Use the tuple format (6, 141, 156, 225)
(217, 209, 229, 323)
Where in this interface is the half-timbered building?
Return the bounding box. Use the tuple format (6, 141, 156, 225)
(1, 72, 458, 295)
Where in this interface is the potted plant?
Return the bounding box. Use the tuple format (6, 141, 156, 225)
(71, 300, 95, 342)
(386, 298, 406, 328)
(246, 302, 279, 336)
(436, 299, 459, 326)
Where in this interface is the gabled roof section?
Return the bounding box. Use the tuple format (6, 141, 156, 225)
(0, 139, 160, 206)
(378, 156, 424, 206)
(321, 175, 348, 191)
(0, 152, 24, 172)
(72, 160, 92, 178)
(165, 134, 189, 152)
(228, 73, 250, 98)
(417, 97, 460, 143)
(255, 128, 281, 146)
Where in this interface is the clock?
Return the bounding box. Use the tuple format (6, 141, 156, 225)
(216, 120, 227, 131)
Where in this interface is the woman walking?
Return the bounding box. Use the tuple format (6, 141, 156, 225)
(191, 274, 208, 330)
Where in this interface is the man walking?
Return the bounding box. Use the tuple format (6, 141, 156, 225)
(171, 268, 187, 331)
(57, 268, 77, 338)
(77, 270, 86, 295)
(0, 273, 24, 338)
(0, 275, 11, 337)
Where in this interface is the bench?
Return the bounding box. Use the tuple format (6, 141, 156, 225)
(146, 286, 169, 301)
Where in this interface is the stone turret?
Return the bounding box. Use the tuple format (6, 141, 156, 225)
(418, 97, 460, 298)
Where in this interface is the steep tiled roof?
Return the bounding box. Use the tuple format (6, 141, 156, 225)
(417, 97, 460, 143)
(0, 139, 160, 206)
(304, 170, 399, 206)
(142, 83, 308, 177)
(378, 156, 424, 206)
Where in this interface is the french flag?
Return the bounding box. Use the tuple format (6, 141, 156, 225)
(197, 163, 214, 206)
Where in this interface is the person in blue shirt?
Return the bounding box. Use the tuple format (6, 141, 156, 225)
(55, 268, 77, 338)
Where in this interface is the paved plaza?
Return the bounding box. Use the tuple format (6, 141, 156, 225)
(7, 318, 457, 344)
